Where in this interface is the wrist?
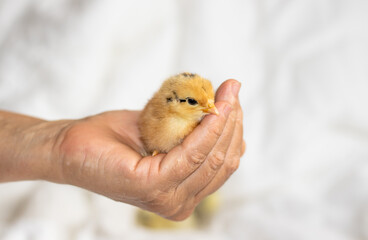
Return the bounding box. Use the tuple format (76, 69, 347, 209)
(28, 120, 72, 183)
(0, 111, 72, 183)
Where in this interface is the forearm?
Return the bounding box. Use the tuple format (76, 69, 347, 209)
(0, 111, 67, 183)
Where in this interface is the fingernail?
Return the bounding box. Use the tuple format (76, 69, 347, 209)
(232, 81, 241, 97)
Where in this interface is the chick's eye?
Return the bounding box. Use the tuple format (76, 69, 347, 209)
(187, 98, 198, 105)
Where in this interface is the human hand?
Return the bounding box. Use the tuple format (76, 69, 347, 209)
(49, 79, 244, 220)
(0, 79, 244, 220)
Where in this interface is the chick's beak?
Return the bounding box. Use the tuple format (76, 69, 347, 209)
(203, 103, 219, 115)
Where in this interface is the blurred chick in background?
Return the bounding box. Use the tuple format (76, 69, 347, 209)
(139, 72, 219, 156)
(137, 73, 220, 229)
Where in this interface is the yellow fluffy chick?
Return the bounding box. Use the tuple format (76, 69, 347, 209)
(137, 72, 220, 229)
(138, 72, 218, 156)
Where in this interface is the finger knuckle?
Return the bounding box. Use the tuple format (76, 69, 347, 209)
(209, 124, 223, 139)
(188, 150, 207, 166)
(209, 151, 226, 171)
(227, 156, 240, 174)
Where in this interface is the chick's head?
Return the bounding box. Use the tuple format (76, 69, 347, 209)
(159, 73, 218, 121)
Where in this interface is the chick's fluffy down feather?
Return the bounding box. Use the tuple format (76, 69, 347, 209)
(138, 73, 216, 155)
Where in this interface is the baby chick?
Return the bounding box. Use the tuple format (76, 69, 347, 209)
(139, 72, 218, 156)
(137, 73, 220, 229)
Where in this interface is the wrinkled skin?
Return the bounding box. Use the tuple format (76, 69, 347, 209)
(0, 79, 245, 221)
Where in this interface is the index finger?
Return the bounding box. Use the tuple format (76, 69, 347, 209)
(159, 102, 232, 183)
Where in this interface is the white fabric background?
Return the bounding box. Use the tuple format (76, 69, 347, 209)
(0, 0, 367, 239)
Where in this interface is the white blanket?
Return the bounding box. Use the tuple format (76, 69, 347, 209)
(0, 0, 367, 239)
